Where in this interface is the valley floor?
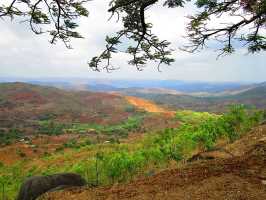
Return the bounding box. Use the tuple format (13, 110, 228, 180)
(41, 125, 266, 200)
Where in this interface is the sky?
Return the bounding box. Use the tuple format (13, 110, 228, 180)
(0, 0, 265, 83)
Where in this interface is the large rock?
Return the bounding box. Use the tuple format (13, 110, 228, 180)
(16, 173, 86, 200)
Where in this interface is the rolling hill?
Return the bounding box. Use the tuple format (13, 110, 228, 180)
(0, 82, 136, 127)
(3, 78, 265, 113)
(0, 82, 180, 147)
(0, 82, 265, 199)
(20, 78, 265, 113)
(120, 82, 266, 112)
(0, 77, 249, 93)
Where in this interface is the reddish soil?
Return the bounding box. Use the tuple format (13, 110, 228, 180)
(0, 134, 80, 165)
(0, 114, 179, 166)
(0, 83, 141, 128)
(10, 92, 46, 104)
(125, 96, 175, 117)
(41, 125, 266, 200)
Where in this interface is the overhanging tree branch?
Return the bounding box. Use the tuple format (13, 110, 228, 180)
(0, 0, 90, 48)
(0, 0, 265, 72)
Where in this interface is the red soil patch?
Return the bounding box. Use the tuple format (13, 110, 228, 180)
(0, 134, 80, 165)
(10, 92, 46, 104)
(125, 96, 175, 117)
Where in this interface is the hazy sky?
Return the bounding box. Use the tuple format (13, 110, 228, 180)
(0, 0, 265, 82)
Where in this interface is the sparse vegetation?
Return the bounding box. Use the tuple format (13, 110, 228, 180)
(0, 128, 22, 146)
(0, 176, 7, 200)
(124, 105, 136, 113)
(0, 105, 263, 199)
(175, 110, 217, 124)
(38, 121, 71, 136)
(63, 139, 79, 149)
(16, 149, 27, 158)
(37, 114, 144, 138)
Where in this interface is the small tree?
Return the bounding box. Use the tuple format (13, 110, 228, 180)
(1, 180, 5, 200)
(95, 151, 104, 186)
(0, 175, 8, 200)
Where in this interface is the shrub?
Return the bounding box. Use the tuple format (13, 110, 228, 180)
(109, 137, 120, 144)
(104, 152, 129, 182)
(55, 146, 64, 152)
(83, 139, 93, 146)
(124, 105, 136, 113)
(63, 139, 79, 149)
(175, 110, 216, 124)
(0, 128, 22, 146)
(38, 121, 70, 136)
(263, 110, 266, 120)
(0, 176, 7, 200)
(16, 149, 26, 158)
(219, 105, 263, 141)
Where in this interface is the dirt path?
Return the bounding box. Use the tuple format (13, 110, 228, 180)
(125, 96, 175, 117)
(41, 125, 266, 200)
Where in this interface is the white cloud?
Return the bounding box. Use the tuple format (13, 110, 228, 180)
(0, 0, 265, 82)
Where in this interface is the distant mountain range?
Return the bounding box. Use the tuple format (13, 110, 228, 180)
(120, 82, 266, 112)
(0, 78, 265, 112)
(0, 77, 250, 93)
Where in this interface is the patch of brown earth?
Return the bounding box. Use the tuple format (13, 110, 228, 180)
(125, 96, 175, 117)
(0, 134, 80, 165)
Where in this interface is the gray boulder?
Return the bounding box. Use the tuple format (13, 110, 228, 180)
(16, 173, 86, 200)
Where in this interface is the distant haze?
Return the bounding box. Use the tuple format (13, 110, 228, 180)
(0, 77, 257, 93)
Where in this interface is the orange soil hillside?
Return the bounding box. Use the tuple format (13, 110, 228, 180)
(125, 96, 175, 116)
